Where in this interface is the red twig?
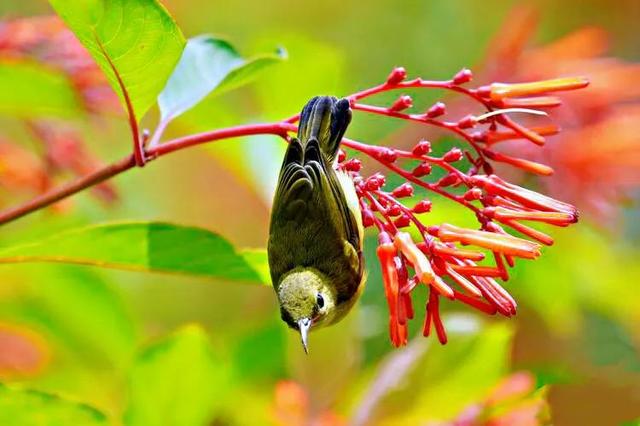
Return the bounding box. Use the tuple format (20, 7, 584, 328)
(0, 122, 292, 225)
(94, 35, 145, 167)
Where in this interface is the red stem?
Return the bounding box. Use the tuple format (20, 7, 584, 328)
(94, 34, 144, 167)
(0, 71, 525, 227)
(0, 122, 292, 225)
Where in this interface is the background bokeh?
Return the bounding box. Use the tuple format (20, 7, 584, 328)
(0, 0, 638, 425)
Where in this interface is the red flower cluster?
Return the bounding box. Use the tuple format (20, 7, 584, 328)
(0, 16, 119, 113)
(403, 4, 640, 224)
(0, 16, 589, 348)
(333, 67, 586, 346)
(0, 16, 118, 209)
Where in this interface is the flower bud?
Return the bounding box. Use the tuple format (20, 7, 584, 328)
(412, 162, 432, 177)
(463, 188, 483, 201)
(365, 173, 386, 191)
(342, 158, 362, 172)
(412, 140, 432, 156)
(376, 147, 398, 163)
(412, 199, 432, 213)
(337, 149, 347, 163)
(437, 173, 459, 187)
(387, 204, 402, 217)
(394, 214, 411, 228)
(362, 209, 376, 228)
(386, 67, 407, 85)
(389, 95, 413, 112)
(392, 182, 414, 198)
(452, 68, 473, 85)
(426, 102, 446, 118)
(457, 114, 477, 129)
(443, 147, 463, 162)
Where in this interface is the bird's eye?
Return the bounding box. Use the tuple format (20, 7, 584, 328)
(316, 293, 325, 308)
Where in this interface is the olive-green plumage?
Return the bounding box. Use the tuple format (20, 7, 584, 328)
(268, 96, 365, 352)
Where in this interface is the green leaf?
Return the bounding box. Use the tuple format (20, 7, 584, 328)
(0, 59, 81, 118)
(201, 35, 344, 202)
(49, 0, 185, 120)
(232, 318, 286, 383)
(21, 265, 136, 366)
(239, 248, 270, 284)
(158, 35, 285, 121)
(124, 324, 228, 426)
(0, 222, 268, 285)
(0, 383, 107, 426)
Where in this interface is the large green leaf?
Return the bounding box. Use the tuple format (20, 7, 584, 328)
(20, 265, 136, 366)
(0, 383, 107, 426)
(0, 222, 268, 285)
(158, 35, 285, 121)
(0, 60, 81, 118)
(49, 0, 185, 120)
(124, 325, 228, 426)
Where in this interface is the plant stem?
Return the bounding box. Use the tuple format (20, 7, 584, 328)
(0, 122, 293, 226)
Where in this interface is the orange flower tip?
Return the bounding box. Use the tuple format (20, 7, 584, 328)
(436, 223, 541, 259)
(487, 76, 590, 101)
(432, 276, 455, 299)
(500, 96, 562, 108)
(485, 207, 576, 227)
(483, 149, 554, 176)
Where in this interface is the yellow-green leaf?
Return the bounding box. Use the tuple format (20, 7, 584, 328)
(49, 0, 185, 120)
(158, 35, 285, 121)
(124, 325, 228, 426)
(0, 59, 81, 118)
(0, 383, 107, 426)
(0, 222, 269, 285)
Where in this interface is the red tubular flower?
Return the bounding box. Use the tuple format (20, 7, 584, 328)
(429, 224, 541, 260)
(0, 14, 588, 348)
(332, 63, 586, 346)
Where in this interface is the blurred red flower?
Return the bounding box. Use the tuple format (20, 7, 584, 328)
(478, 5, 640, 223)
(0, 16, 119, 208)
(0, 15, 119, 114)
(272, 381, 346, 426)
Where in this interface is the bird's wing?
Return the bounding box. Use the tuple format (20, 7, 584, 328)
(271, 138, 314, 222)
(305, 139, 363, 276)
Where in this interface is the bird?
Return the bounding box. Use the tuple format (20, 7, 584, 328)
(268, 96, 365, 354)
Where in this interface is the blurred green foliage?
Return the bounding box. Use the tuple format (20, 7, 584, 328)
(0, 0, 638, 425)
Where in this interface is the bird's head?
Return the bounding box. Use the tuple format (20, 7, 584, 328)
(277, 269, 336, 354)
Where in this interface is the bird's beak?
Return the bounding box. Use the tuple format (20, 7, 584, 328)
(298, 318, 311, 354)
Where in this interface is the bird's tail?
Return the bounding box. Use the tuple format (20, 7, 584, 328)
(297, 96, 352, 164)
